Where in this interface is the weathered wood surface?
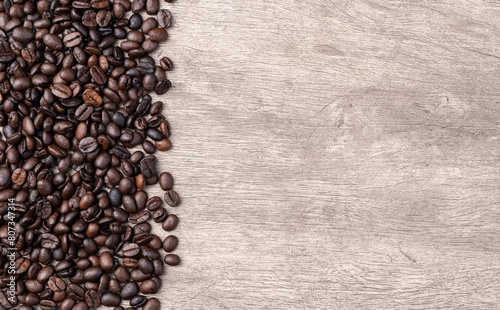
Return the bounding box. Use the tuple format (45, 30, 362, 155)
(154, 1, 500, 309)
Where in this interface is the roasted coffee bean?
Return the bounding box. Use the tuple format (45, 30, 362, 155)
(120, 281, 139, 299)
(123, 243, 140, 257)
(162, 235, 178, 252)
(79, 137, 98, 154)
(164, 254, 180, 266)
(63, 32, 83, 48)
(85, 290, 100, 308)
(82, 89, 103, 107)
(162, 214, 179, 231)
(43, 34, 64, 51)
(159, 172, 174, 190)
(101, 292, 121, 307)
(158, 10, 172, 28)
(164, 189, 180, 207)
(66, 284, 85, 301)
(143, 298, 161, 310)
(51, 83, 72, 99)
(152, 207, 167, 223)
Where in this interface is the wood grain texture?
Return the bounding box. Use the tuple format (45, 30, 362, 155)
(152, 1, 500, 309)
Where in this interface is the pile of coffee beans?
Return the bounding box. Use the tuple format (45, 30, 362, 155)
(0, 0, 180, 308)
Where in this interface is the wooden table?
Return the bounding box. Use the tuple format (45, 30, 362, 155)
(156, 1, 500, 309)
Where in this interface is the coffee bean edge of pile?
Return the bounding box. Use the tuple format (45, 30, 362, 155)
(0, 0, 179, 309)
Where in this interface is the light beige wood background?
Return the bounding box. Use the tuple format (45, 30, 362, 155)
(152, 1, 500, 309)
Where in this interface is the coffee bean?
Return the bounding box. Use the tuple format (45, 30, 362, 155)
(158, 10, 172, 28)
(43, 33, 64, 51)
(85, 290, 100, 308)
(162, 235, 178, 252)
(152, 207, 167, 223)
(164, 254, 180, 266)
(155, 138, 172, 151)
(130, 295, 148, 307)
(83, 266, 103, 281)
(149, 28, 168, 42)
(114, 266, 130, 283)
(159, 172, 174, 190)
(90, 65, 107, 85)
(120, 281, 139, 300)
(47, 276, 66, 292)
(143, 298, 161, 310)
(123, 243, 140, 257)
(63, 32, 83, 48)
(66, 284, 85, 301)
(164, 189, 180, 207)
(82, 89, 103, 107)
(51, 83, 72, 99)
(140, 155, 157, 178)
(162, 214, 179, 231)
(101, 292, 121, 307)
(129, 210, 150, 224)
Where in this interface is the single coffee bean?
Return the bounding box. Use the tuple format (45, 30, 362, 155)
(120, 281, 139, 300)
(162, 235, 178, 252)
(63, 32, 83, 48)
(158, 9, 172, 28)
(82, 89, 103, 107)
(159, 172, 173, 190)
(162, 214, 179, 231)
(123, 243, 140, 257)
(85, 290, 100, 308)
(130, 295, 148, 307)
(164, 189, 180, 207)
(51, 83, 72, 99)
(101, 292, 121, 307)
(164, 254, 180, 266)
(143, 298, 161, 310)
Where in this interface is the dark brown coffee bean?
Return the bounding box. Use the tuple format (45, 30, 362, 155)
(162, 214, 179, 231)
(90, 65, 107, 85)
(164, 189, 180, 207)
(47, 276, 66, 292)
(51, 83, 72, 99)
(120, 282, 139, 300)
(22, 47, 37, 62)
(162, 235, 178, 252)
(143, 298, 161, 310)
(79, 137, 98, 154)
(63, 31, 83, 48)
(159, 172, 173, 190)
(43, 33, 64, 51)
(158, 9, 172, 28)
(114, 266, 130, 283)
(82, 89, 103, 107)
(149, 28, 168, 42)
(140, 155, 157, 178)
(152, 207, 167, 223)
(130, 295, 148, 307)
(96, 10, 112, 27)
(123, 243, 140, 257)
(84, 290, 100, 308)
(101, 292, 121, 307)
(139, 279, 158, 294)
(67, 284, 85, 301)
(164, 254, 180, 266)
(13, 27, 35, 42)
(129, 210, 150, 224)
(146, 0, 159, 14)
